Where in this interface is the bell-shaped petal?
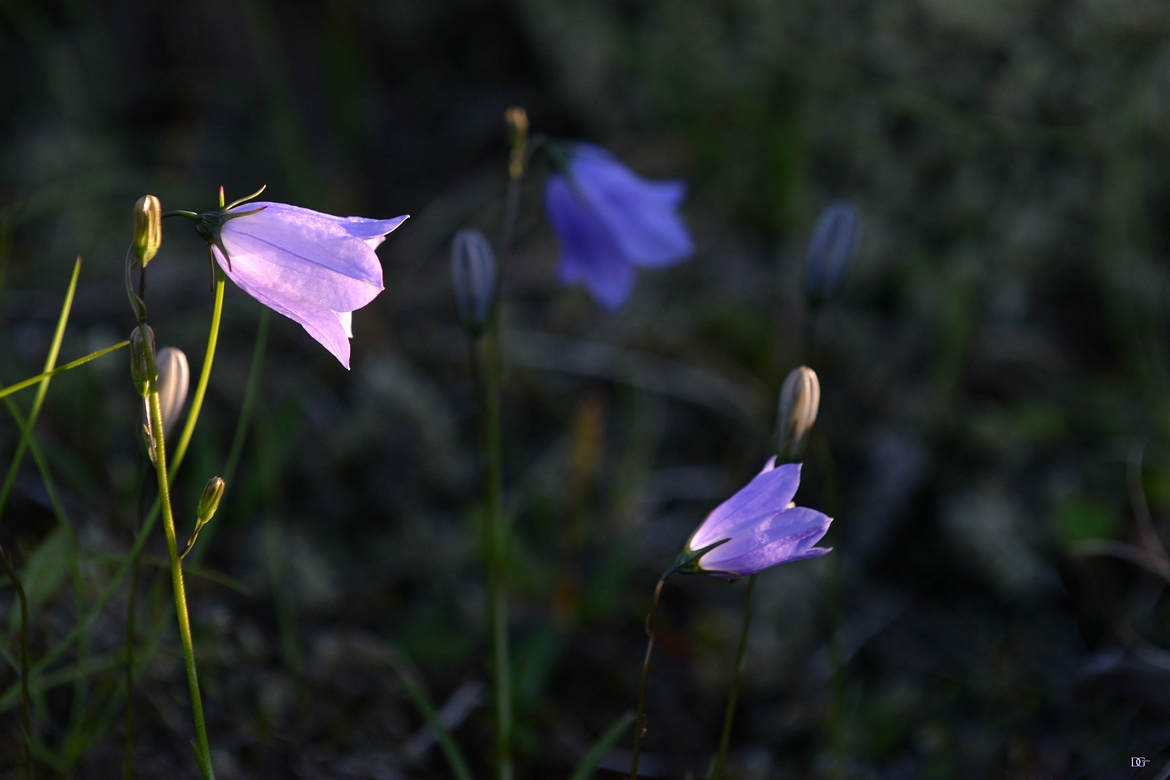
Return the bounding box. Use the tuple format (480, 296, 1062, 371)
(684, 460, 832, 577)
(215, 202, 408, 369)
(544, 143, 694, 310)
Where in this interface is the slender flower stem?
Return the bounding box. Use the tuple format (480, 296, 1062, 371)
(172, 270, 226, 476)
(144, 365, 215, 780)
(711, 573, 756, 780)
(630, 575, 667, 780)
(0, 543, 32, 780)
(471, 326, 511, 780)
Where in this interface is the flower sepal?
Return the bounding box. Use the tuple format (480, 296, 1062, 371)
(671, 538, 735, 578)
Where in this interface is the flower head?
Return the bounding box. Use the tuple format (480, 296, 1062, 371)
(207, 200, 408, 369)
(806, 200, 860, 305)
(679, 458, 831, 577)
(544, 143, 694, 310)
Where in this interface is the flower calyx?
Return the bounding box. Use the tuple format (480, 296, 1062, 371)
(671, 537, 735, 578)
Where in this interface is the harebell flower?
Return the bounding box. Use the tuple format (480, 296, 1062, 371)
(179, 189, 408, 368)
(544, 143, 694, 310)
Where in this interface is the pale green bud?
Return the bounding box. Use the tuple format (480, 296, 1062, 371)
(197, 476, 225, 525)
(129, 325, 156, 398)
(182, 476, 225, 560)
(133, 195, 162, 267)
(777, 366, 820, 462)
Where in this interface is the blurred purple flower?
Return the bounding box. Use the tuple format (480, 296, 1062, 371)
(214, 203, 408, 369)
(681, 458, 832, 577)
(544, 143, 694, 310)
(806, 200, 860, 305)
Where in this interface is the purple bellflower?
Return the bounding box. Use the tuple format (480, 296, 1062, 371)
(544, 143, 694, 310)
(209, 202, 408, 369)
(679, 458, 831, 577)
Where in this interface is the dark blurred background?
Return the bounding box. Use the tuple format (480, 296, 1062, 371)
(5, 0, 1170, 777)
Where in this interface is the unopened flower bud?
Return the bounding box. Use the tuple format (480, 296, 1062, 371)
(182, 476, 225, 559)
(450, 228, 498, 333)
(129, 325, 157, 398)
(133, 195, 162, 267)
(777, 366, 820, 462)
(155, 347, 189, 437)
(806, 201, 859, 305)
(197, 476, 225, 525)
(505, 107, 529, 181)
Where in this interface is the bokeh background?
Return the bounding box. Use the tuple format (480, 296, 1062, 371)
(5, 0, 1170, 777)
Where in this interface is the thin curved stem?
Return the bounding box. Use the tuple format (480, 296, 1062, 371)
(711, 573, 756, 780)
(172, 270, 225, 477)
(630, 575, 667, 780)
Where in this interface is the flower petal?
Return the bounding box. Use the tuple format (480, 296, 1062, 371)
(218, 228, 383, 312)
(224, 202, 397, 289)
(214, 246, 353, 368)
(688, 462, 802, 550)
(569, 143, 694, 267)
(545, 175, 637, 310)
(700, 507, 831, 569)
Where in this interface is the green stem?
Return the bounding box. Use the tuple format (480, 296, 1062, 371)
(630, 575, 667, 780)
(0, 543, 32, 780)
(171, 271, 226, 477)
(145, 369, 214, 780)
(711, 573, 756, 780)
(471, 325, 511, 780)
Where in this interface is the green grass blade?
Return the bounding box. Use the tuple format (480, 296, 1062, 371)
(385, 648, 476, 780)
(568, 711, 635, 780)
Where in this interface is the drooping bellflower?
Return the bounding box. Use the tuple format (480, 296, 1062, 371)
(544, 143, 694, 310)
(679, 458, 831, 577)
(199, 199, 408, 369)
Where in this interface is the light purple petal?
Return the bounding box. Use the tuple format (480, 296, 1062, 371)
(218, 228, 383, 312)
(545, 175, 637, 310)
(224, 203, 385, 278)
(568, 144, 694, 268)
(688, 462, 803, 549)
(701, 507, 831, 568)
(214, 246, 353, 368)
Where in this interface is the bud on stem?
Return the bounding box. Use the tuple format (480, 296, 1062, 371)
(451, 228, 498, 335)
(777, 366, 820, 462)
(129, 325, 157, 399)
(182, 476, 225, 560)
(133, 195, 162, 267)
(505, 107, 529, 182)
